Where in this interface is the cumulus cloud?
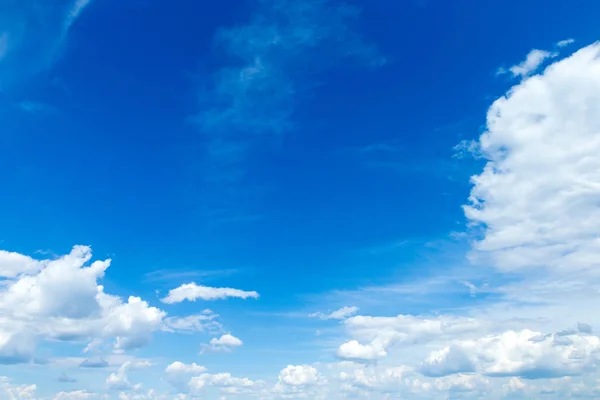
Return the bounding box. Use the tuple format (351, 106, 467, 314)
(0, 246, 170, 362)
(161, 283, 259, 304)
(0, 376, 36, 399)
(53, 390, 96, 399)
(106, 361, 150, 391)
(423, 329, 600, 379)
(189, 372, 264, 396)
(165, 362, 207, 392)
(201, 334, 243, 354)
(272, 365, 326, 398)
(310, 306, 359, 320)
(466, 42, 600, 276)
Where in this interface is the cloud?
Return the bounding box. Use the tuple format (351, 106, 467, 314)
(161, 283, 259, 304)
(189, 372, 264, 396)
(421, 329, 600, 379)
(465, 42, 600, 275)
(0, 246, 169, 361)
(201, 334, 243, 353)
(52, 391, 96, 400)
(106, 361, 150, 391)
(336, 340, 389, 362)
(498, 49, 557, 78)
(310, 306, 359, 320)
(57, 372, 77, 383)
(79, 357, 109, 368)
(0, 0, 93, 88)
(0, 250, 45, 278)
(166, 362, 207, 392)
(162, 311, 223, 334)
(195, 0, 384, 179)
(557, 38, 575, 48)
(64, 0, 93, 30)
(0, 377, 36, 399)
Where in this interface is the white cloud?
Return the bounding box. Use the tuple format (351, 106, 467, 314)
(433, 373, 490, 393)
(336, 340, 389, 361)
(278, 365, 322, 386)
(557, 38, 575, 48)
(0, 246, 167, 362)
(53, 391, 97, 400)
(201, 334, 243, 353)
(64, 0, 93, 30)
(500, 49, 557, 78)
(165, 362, 207, 392)
(466, 42, 600, 277)
(0, 250, 44, 278)
(310, 306, 359, 320)
(210, 334, 243, 347)
(161, 283, 259, 304)
(0, 376, 36, 399)
(189, 372, 264, 396)
(166, 361, 207, 375)
(162, 311, 223, 334)
(422, 329, 600, 379)
(106, 361, 150, 391)
(271, 365, 326, 398)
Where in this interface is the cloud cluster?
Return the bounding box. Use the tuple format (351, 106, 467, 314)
(0, 246, 166, 362)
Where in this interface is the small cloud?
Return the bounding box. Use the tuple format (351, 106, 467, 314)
(310, 306, 359, 320)
(79, 357, 109, 368)
(201, 334, 243, 353)
(556, 38, 575, 48)
(58, 372, 77, 383)
(499, 49, 557, 78)
(453, 139, 481, 159)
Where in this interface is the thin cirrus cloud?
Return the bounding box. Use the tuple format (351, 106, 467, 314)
(160, 282, 260, 304)
(309, 306, 359, 320)
(0, 0, 93, 99)
(194, 0, 385, 178)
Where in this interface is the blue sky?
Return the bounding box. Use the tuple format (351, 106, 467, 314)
(2, 0, 600, 399)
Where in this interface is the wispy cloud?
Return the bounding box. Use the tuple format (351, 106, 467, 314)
(64, 0, 93, 31)
(497, 49, 557, 78)
(556, 38, 575, 48)
(144, 268, 237, 284)
(195, 0, 385, 178)
(17, 100, 55, 114)
(0, 0, 93, 88)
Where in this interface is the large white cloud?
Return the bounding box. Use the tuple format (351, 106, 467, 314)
(0, 246, 206, 363)
(465, 42, 600, 276)
(421, 329, 600, 379)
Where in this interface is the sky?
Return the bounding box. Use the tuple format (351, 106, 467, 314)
(1, 0, 600, 398)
